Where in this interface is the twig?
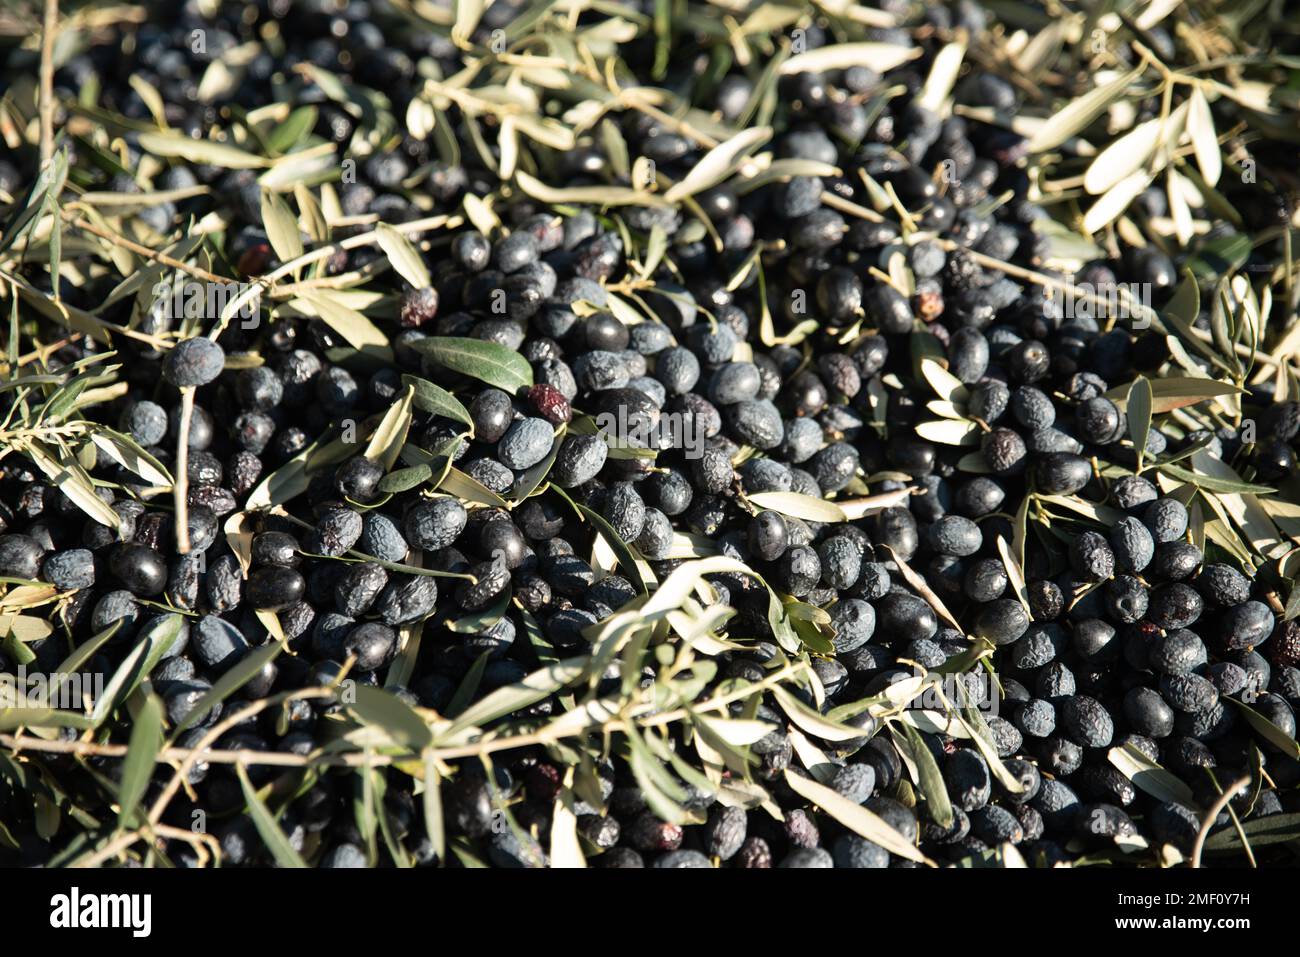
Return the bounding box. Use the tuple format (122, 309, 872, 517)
(206, 214, 463, 341)
(1190, 773, 1251, 868)
(39, 0, 56, 168)
(66, 214, 231, 286)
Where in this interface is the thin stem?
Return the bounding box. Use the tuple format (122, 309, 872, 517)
(67, 214, 231, 286)
(1190, 773, 1251, 868)
(39, 0, 56, 168)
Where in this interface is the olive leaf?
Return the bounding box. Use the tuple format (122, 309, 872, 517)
(411, 337, 533, 394)
(779, 42, 921, 76)
(402, 373, 473, 427)
(663, 126, 772, 203)
(782, 769, 931, 865)
(138, 130, 270, 169)
(1027, 65, 1144, 153)
(260, 188, 303, 262)
(1187, 86, 1222, 187)
(266, 105, 319, 154)
(915, 419, 981, 446)
(891, 721, 954, 828)
(1127, 376, 1153, 469)
(172, 641, 284, 735)
(117, 693, 163, 828)
(24, 441, 118, 529)
(89, 427, 173, 487)
(236, 764, 308, 868)
(1107, 743, 1195, 806)
(374, 223, 431, 289)
(294, 292, 392, 359)
(363, 385, 414, 471)
(514, 170, 667, 207)
(349, 685, 433, 751)
(746, 491, 847, 523)
(1230, 698, 1300, 758)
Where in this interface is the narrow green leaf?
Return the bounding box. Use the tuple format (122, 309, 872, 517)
(782, 769, 931, 864)
(236, 765, 307, 867)
(1107, 743, 1195, 805)
(1027, 65, 1144, 153)
(411, 337, 533, 394)
(138, 130, 269, 169)
(173, 641, 284, 734)
(117, 694, 163, 827)
(261, 189, 304, 262)
(422, 750, 446, 862)
(1127, 376, 1153, 469)
(349, 685, 432, 751)
(401, 374, 472, 426)
(893, 721, 954, 828)
(375, 223, 432, 290)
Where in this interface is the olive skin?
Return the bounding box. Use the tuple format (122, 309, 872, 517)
(246, 566, 307, 612)
(1033, 453, 1091, 494)
(109, 543, 168, 597)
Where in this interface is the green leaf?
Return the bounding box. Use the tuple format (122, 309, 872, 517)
(91, 637, 155, 726)
(444, 657, 586, 736)
(1231, 698, 1300, 758)
(411, 337, 533, 394)
(138, 130, 269, 169)
(779, 42, 921, 76)
(1107, 743, 1195, 806)
(663, 127, 772, 203)
(514, 170, 667, 208)
(1027, 65, 1144, 153)
(377, 464, 433, 494)
(401, 374, 472, 427)
(1186, 86, 1221, 187)
(438, 467, 508, 508)
(444, 650, 496, 720)
(892, 721, 954, 828)
(422, 751, 446, 863)
(236, 764, 308, 867)
(508, 428, 564, 502)
(295, 291, 392, 360)
(576, 502, 653, 595)
(117, 693, 163, 827)
(0, 708, 93, 732)
(625, 725, 689, 824)
(266, 106, 319, 155)
(447, 586, 511, 635)
(1106, 376, 1244, 414)
(375, 223, 432, 290)
(53, 619, 122, 677)
(1190, 232, 1251, 280)
(1127, 376, 1153, 469)
(771, 686, 872, 742)
(173, 641, 284, 734)
(1158, 463, 1275, 495)
(363, 385, 414, 471)
(1202, 812, 1300, 854)
(25, 441, 118, 529)
(746, 491, 847, 523)
(260, 189, 304, 263)
(782, 768, 930, 864)
(349, 685, 432, 751)
(89, 428, 173, 486)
